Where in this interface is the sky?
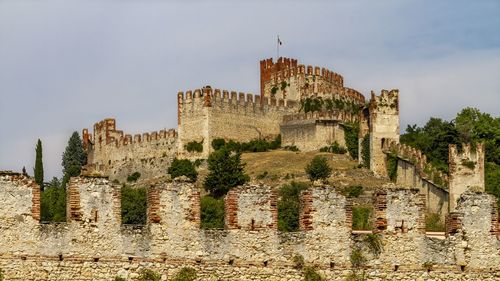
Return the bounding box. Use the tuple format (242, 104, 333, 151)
(1, 0, 499, 179)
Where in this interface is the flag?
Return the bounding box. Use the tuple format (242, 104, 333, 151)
(278, 36, 282, 45)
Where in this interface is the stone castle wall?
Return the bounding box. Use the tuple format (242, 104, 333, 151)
(259, 57, 365, 106)
(177, 87, 296, 158)
(82, 118, 178, 181)
(280, 111, 358, 152)
(1, 172, 499, 280)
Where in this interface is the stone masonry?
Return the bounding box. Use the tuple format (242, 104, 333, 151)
(1, 173, 499, 280)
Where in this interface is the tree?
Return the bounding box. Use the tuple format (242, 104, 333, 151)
(278, 182, 308, 232)
(168, 158, 198, 182)
(200, 195, 225, 229)
(61, 131, 86, 185)
(40, 177, 66, 222)
(34, 139, 44, 186)
(305, 156, 332, 182)
(121, 185, 147, 224)
(204, 148, 249, 198)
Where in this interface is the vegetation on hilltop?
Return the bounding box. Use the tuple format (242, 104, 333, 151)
(401, 107, 500, 206)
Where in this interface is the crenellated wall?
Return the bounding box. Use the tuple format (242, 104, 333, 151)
(259, 57, 365, 107)
(177, 87, 296, 158)
(280, 111, 357, 152)
(1, 173, 498, 280)
(82, 118, 178, 181)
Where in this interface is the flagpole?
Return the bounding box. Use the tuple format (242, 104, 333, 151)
(277, 35, 279, 60)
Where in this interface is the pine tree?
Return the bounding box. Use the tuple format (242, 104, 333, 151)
(34, 139, 44, 186)
(61, 131, 86, 186)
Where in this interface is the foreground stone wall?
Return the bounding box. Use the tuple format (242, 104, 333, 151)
(0, 174, 498, 280)
(83, 118, 178, 181)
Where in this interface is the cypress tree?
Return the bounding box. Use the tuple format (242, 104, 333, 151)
(61, 131, 86, 186)
(34, 139, 44, 186)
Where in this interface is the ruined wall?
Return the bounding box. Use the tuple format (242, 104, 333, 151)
(83, 118, 178, 181)
(260, 57, 365, 107)
(449, 143, 485, 211)
(369, 89, 400, 177)
(1, 174, 499, 280)
(177, 87, 296, 158)
(280, 112, 357, 152)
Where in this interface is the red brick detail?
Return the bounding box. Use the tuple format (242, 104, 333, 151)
(189, 190, 201, 227)
(67, 179, 82, 221)
(225, 190, 239, 230)
(113, 185, 122, 225)
(373, 190, 387, 232)
(491, 201, 500, 236)
(269, 189, 278, 230)
(445, 212, 463, 236)
(31, 181, 41, 221)
(417, 193, 427, 234)
(147, 187, 161, 224)
(345, 198, 353, 228)
(299, 189, 314, 231)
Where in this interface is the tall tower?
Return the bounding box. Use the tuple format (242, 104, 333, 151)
(369, 89, 400, 177)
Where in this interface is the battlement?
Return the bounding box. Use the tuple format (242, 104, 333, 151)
(177, 86, 298, 112)
(370, 89, 399, 113)
(84, 118, 177, 150)
(382, 139, 449, 188)
(282, 110, 359, 123)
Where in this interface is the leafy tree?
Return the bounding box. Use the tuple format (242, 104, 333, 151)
(34, 139, 43, 186)
(40, 177, 66, 222)
(121, 185, 147, 224)
(61, 131, 86, 186)
(204, 148, 249, 198)
(168, 158, 198, 182)
(211, 138, 226, 150)
(278, 182, 308, 232)
(344, 122, 360, 159)
(305, 156, 332, 182)
(200, 195, 224, 229)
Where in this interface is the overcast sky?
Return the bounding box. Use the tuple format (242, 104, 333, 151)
(1, 0, 499, 180)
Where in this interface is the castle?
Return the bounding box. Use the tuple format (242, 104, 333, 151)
(0, 57, 498, 280)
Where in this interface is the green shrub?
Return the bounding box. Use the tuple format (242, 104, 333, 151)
(303, 266, 322, 281)
(350, 248, 366, 268)
(114, 277, 126, 281)
(121, 185, 147, 225)
(204, 148, 249, 198)
(364, 233, 383, 256)
(171, 267, 196, 281)
(461, 159, 476, 169)
(127, 172, 141, 182)
(138, 269, 160, 281)
(211, 138, 226, 150)
(256, 171, 269, 179)
(0, 268, 3, 281)
(305, 156, 332, 182)
(200, 195, 225, 229)
(278, 182, 308, 232)
(425, 213, 445, 231)
(319, 142, 347, 154)
(292, 254, 305, 270)
(168, 158, 198, 182)
(344, 122, 360, 159)
(386, 153, 398, 182)
(352, 207, 371, 230)
(342, 185, 363, 198)
(284, 145, 299, 152)
(361, 134, 370, 167)
(185, 140, 203, 153)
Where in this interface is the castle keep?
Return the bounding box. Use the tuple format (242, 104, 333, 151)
(0, 56, 497, 280)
